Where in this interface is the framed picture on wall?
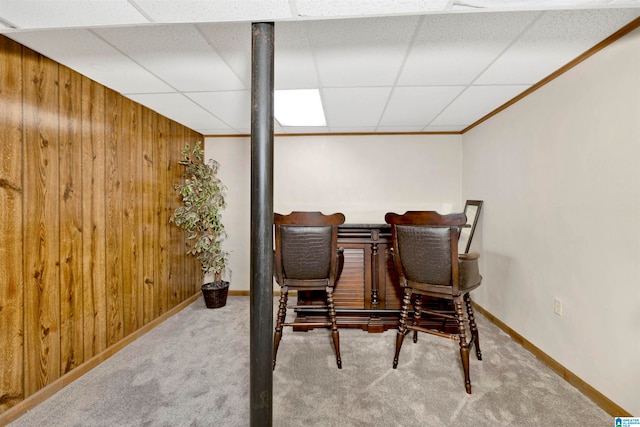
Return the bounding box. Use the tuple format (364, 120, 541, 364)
(458, 200, 483, 254)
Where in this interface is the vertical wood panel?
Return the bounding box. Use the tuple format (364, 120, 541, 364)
(81, 77, 107, 359)
(105, 88, 123, 346)
(141, 108, 156, 324)
(121, 98, 143, 336)
(22, 49, 61, 396)
(167, 122, 185, 306)
(0, 35, 205, 415)
(155, 115, 169, 316)
(168, 120, 177, 307)
(132, 101, 144, 330)
(59, 65, 84, 373)
(0, 36, 24, 412)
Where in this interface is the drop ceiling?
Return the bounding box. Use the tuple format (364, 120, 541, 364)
(1, 1, 639, 135)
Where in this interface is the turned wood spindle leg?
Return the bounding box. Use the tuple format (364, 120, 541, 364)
(273, 290, 288, 370)
(327, 287, 342, 369)
(370, 241, 380, 307)
(465, 293, 482, 360)
(455, 298, 471, 393)
(393, 287, 412, 369)
(413, 294, 422, 343)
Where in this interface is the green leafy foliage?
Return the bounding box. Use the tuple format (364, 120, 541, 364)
(171, 142, 229, 279)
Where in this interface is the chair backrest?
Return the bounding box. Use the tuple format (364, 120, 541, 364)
(274, 211, 345, 287)
(385, 211, 466, 292)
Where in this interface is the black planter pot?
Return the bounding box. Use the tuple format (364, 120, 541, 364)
(201, 281, 230, 309)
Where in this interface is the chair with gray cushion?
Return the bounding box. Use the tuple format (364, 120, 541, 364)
(273, 211, 345, 369)
(385, 210, 483, 393)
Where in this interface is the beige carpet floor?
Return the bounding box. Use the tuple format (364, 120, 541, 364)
(9, 296, 612, 426)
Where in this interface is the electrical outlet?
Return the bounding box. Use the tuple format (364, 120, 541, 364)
(554, 298, 562, 316)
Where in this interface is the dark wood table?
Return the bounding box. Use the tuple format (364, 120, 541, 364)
(294, 223, 455, 333)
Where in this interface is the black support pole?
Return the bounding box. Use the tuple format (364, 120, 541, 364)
(250, 22, 274, 427)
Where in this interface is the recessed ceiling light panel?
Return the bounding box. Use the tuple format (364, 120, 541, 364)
(274, 89, 326, 126)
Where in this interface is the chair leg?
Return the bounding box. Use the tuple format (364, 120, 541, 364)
(464, 293, 482, 360)
(326, 288, 342, 369)
(393, 287, 412, 369)
(413, 294, 422, 343)
(455, 298, 472, 394)
(273, 290, 288, 370)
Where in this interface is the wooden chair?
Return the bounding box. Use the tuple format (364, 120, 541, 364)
(385, 210, 483, 393)
(272, 211, 345, 369)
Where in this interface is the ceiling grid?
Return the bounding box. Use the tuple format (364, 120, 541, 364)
(1, 1, 638, 134)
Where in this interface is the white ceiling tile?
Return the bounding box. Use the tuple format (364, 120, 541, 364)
(93, 24, 244, 92)
(126, 93, 230, 132)
(0, 0, 148, 29)
(327, 126, 378, 133)
(422, 125, 465, 132)
(197, 22, 252, 87)
(200, 128, 244, 135)
(376, 126, 429, 133)
(380, 86, 465, 127)
(186, 91, 251, 129)
(295, 0, 450, 18)
(133, 0, 292, 23)
(8, 29, 174, 94)
(307, 16, 420, 87)
(275, 22, 319, 89)
(399, 12, 541, 85)
(450, 0, 640, 12)
(477, 8, 640, 84)
(278, 126, 330, 134)
(432, 85, 530, 126)
(322, 87, 392, 127)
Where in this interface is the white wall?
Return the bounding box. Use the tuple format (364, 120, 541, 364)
(462, 27, 640, 414)
(206, 134, 462, 293)
(273, 135, 462, 221)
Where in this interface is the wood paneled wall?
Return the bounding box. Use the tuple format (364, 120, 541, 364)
(0, 35, 200, 414)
